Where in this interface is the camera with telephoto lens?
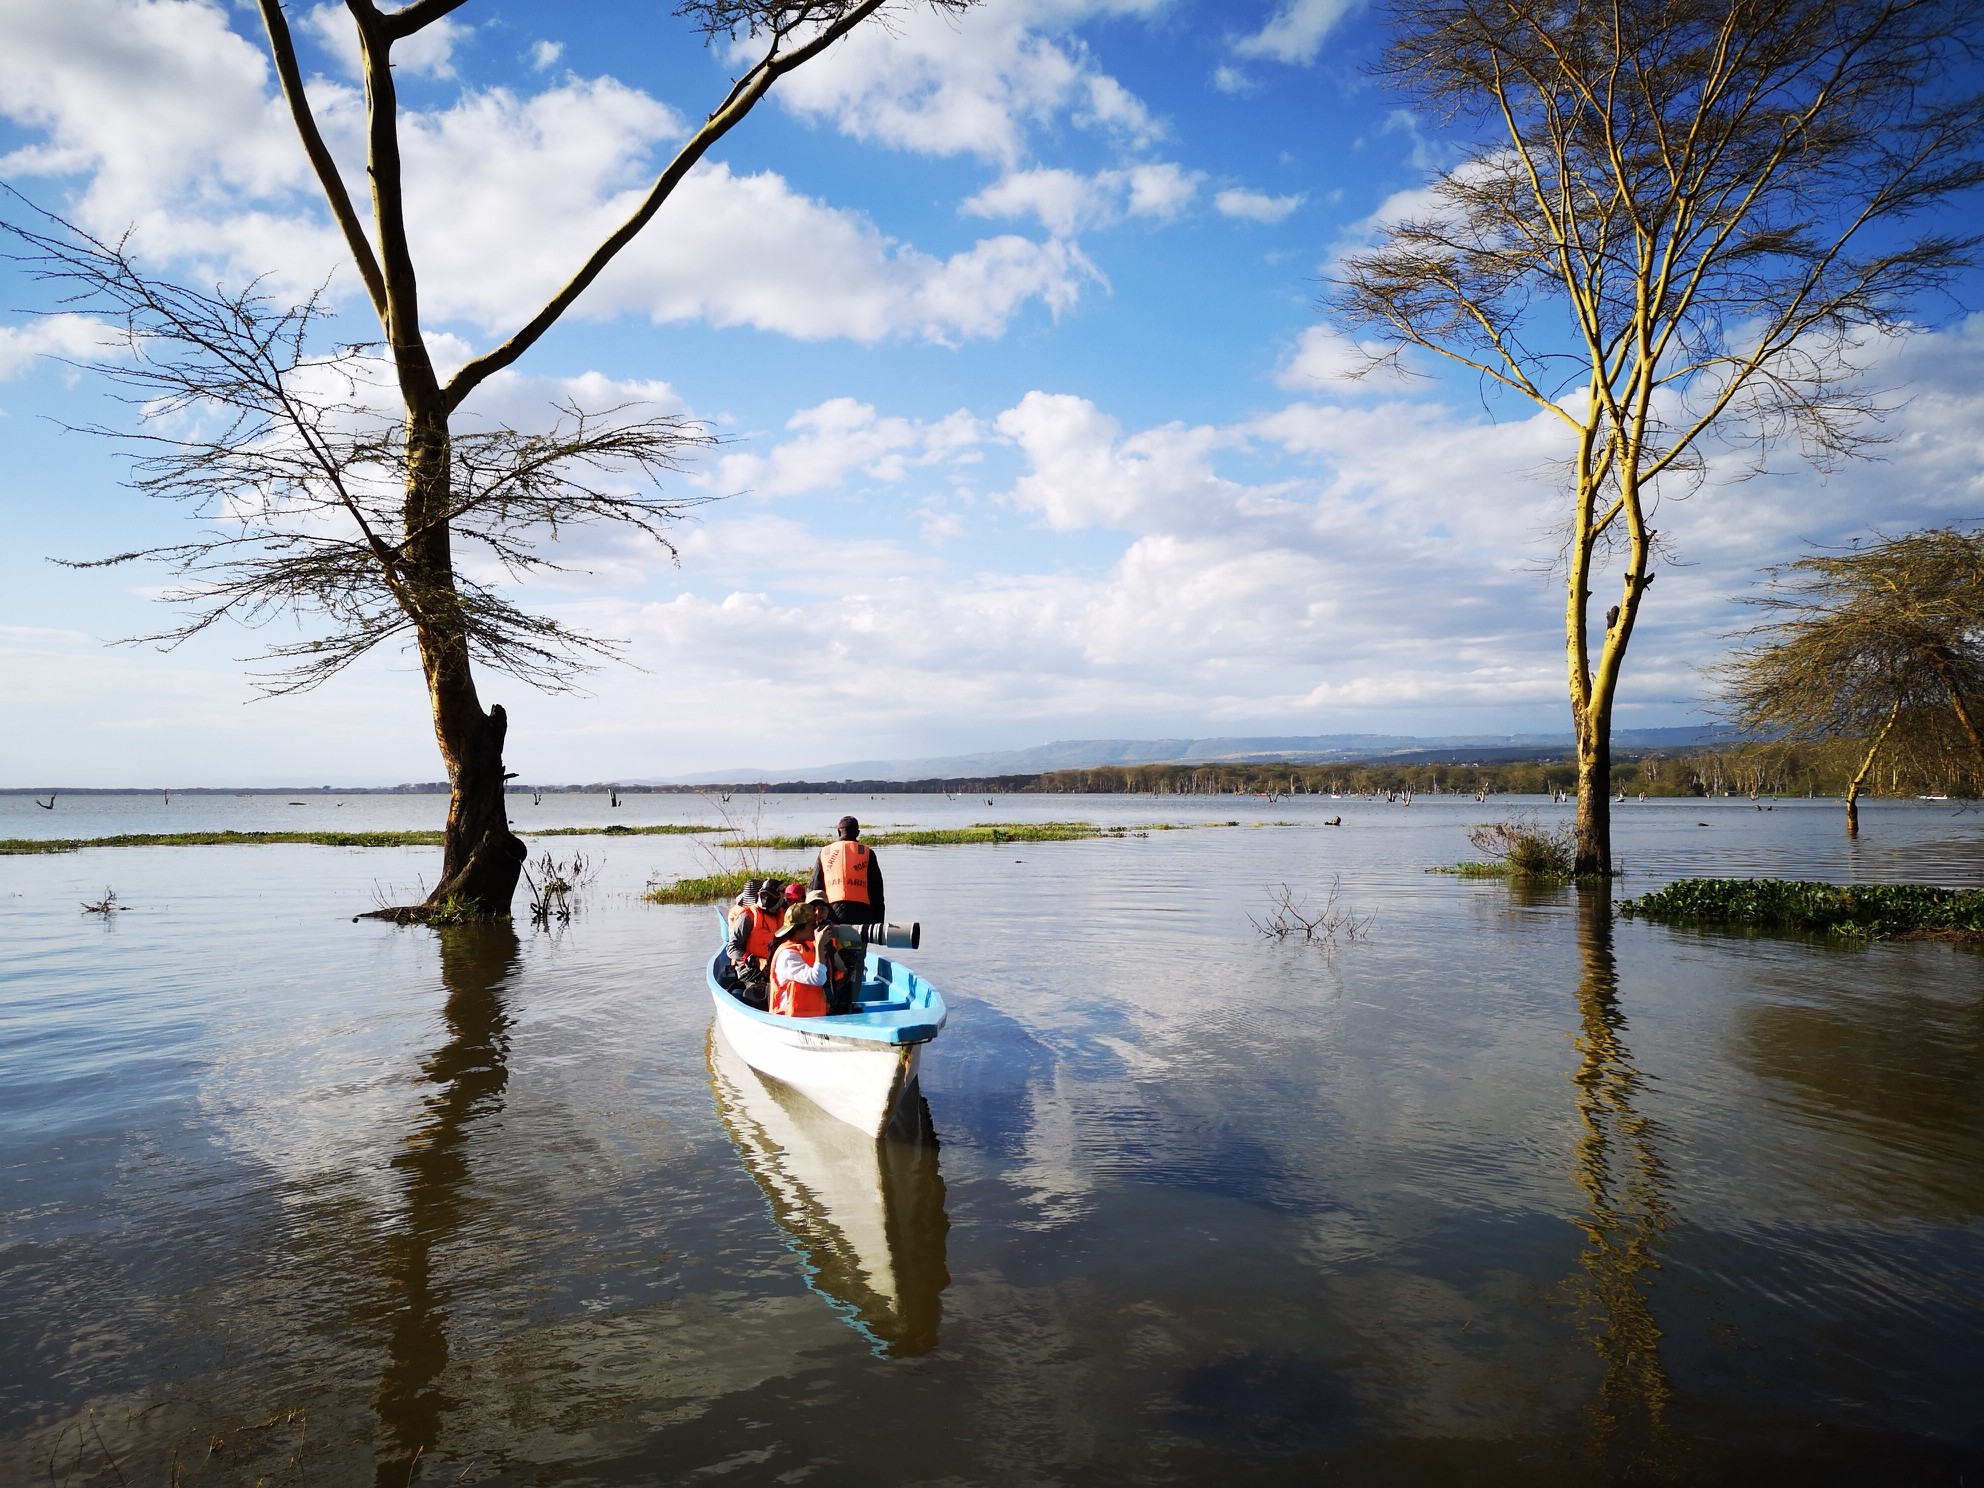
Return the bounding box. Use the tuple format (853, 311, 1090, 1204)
(827, 921, 921, 951)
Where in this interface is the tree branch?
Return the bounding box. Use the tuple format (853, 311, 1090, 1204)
(252, 0, 389, 322)
(443, 0, 889, 409)
(381, 0, 473, 39)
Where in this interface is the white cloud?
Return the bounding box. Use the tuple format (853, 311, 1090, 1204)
(587, 382, 1574, 742)
(961, 162, 1201, 235)
(587, 167, 1100, 343)
(962, 168, 1104, 236)
(0, 8, 1093, 347)
(1233, 0, 1362, 64)
(335, 80, 1093, 344)
(302, 4, 466, 81)
(457, 365, 688, 428)
(997, 391, 1250, 533)
(616, 326, 1984, 749)
(764, 0, 1168, 167)
(1077, 74, 1164, 150)
(705, 398, 982, 498)
(1123, 162, 1200, 218)
(528, 39, 563, 72)
(1215, 186, 1304, 223)
(1381, 108, 1449, 172)
(1334, 152, 1521, 258)
(0, 314, 118, 379)
(1274, 325, 1395, 389)
(1211, 64, 1256, 95)
(0, 0, 311, 248)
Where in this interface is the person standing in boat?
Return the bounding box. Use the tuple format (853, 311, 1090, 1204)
(811, 815, 884, 926)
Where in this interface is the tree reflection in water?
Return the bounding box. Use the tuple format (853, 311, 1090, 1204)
(1565, 888, 1678, 1476)
(374, 922, 518, 1487)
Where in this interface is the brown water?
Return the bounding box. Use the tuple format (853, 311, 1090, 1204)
(2, 792, 1980, 1485)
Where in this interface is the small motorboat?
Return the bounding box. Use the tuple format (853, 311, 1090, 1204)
(705, 917, 947, 1136)
(708, 1026, 949, 1356)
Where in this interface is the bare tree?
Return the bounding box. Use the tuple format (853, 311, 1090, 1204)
(7, 0, 972, 920)
(1716, 526, 1984, 834)
(1330, 0, 1984, 874)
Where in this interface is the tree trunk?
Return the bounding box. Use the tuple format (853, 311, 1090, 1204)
(426, 684, 526, 914)
(1845, 699, 1902, 840)
(1564, 440, 1644, 881)
(404, 400, 525, 918)
(1574, 702, 1612, 877)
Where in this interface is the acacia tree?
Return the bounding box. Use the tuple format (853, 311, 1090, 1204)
(1329, 0, 1984, 873)
(1717, 526, 1984, 834)
(13, 0, 969, 920)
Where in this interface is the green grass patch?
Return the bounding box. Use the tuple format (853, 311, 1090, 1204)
(0, 822, 729, 855)
(724, 818, 1254, 850)
(643, 869, 760, 906)
(1617, 877, 1984, 944)
(527, 823, 726, 838)
(1428, 862, 1521, 877)
(873, 821, 1108, 846)
(640, 819, 1240, 904)
(0, 829, 449, 855)
(730, 821, 1124, 849)
(422, 894, 490, 926)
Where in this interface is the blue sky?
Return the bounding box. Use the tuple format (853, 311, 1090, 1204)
(2, 0, 1981, 786)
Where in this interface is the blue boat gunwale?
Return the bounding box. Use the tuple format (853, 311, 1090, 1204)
(706, 916, 947, 1047)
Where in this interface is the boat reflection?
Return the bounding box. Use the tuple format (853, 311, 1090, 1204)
(708, 1024, 950, 1357)
(1565, 889, 1676, 1472)
(374, 921, 518, 1488)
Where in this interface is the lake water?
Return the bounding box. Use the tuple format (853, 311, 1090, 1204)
(3, 791, 1980, 1485)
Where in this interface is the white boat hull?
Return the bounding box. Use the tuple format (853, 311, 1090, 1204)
(709, 987, 921, 1137)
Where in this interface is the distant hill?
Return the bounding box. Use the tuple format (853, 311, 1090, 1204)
(646, 727, 1734, 785)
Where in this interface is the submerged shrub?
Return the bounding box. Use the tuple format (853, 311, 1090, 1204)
(1251, 877, 1373, 947)
(1464, 817, 1577, 878)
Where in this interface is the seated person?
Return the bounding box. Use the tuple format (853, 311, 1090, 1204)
(769, 899, 833, 1018)
(803, 887, 865, 1013)
(725, 879, 783, 1007)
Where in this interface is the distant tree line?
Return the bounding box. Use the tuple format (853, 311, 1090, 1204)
(516, 741, 1978, 801)
(1019, 750, 1976, 800)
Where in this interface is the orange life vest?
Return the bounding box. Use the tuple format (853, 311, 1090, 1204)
(729, 903, 777, 963)
(820, 839, 872, 907)
(770, 939, 829, 1018)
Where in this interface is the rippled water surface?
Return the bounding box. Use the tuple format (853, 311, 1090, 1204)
(3, 791, 1981, 1485)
